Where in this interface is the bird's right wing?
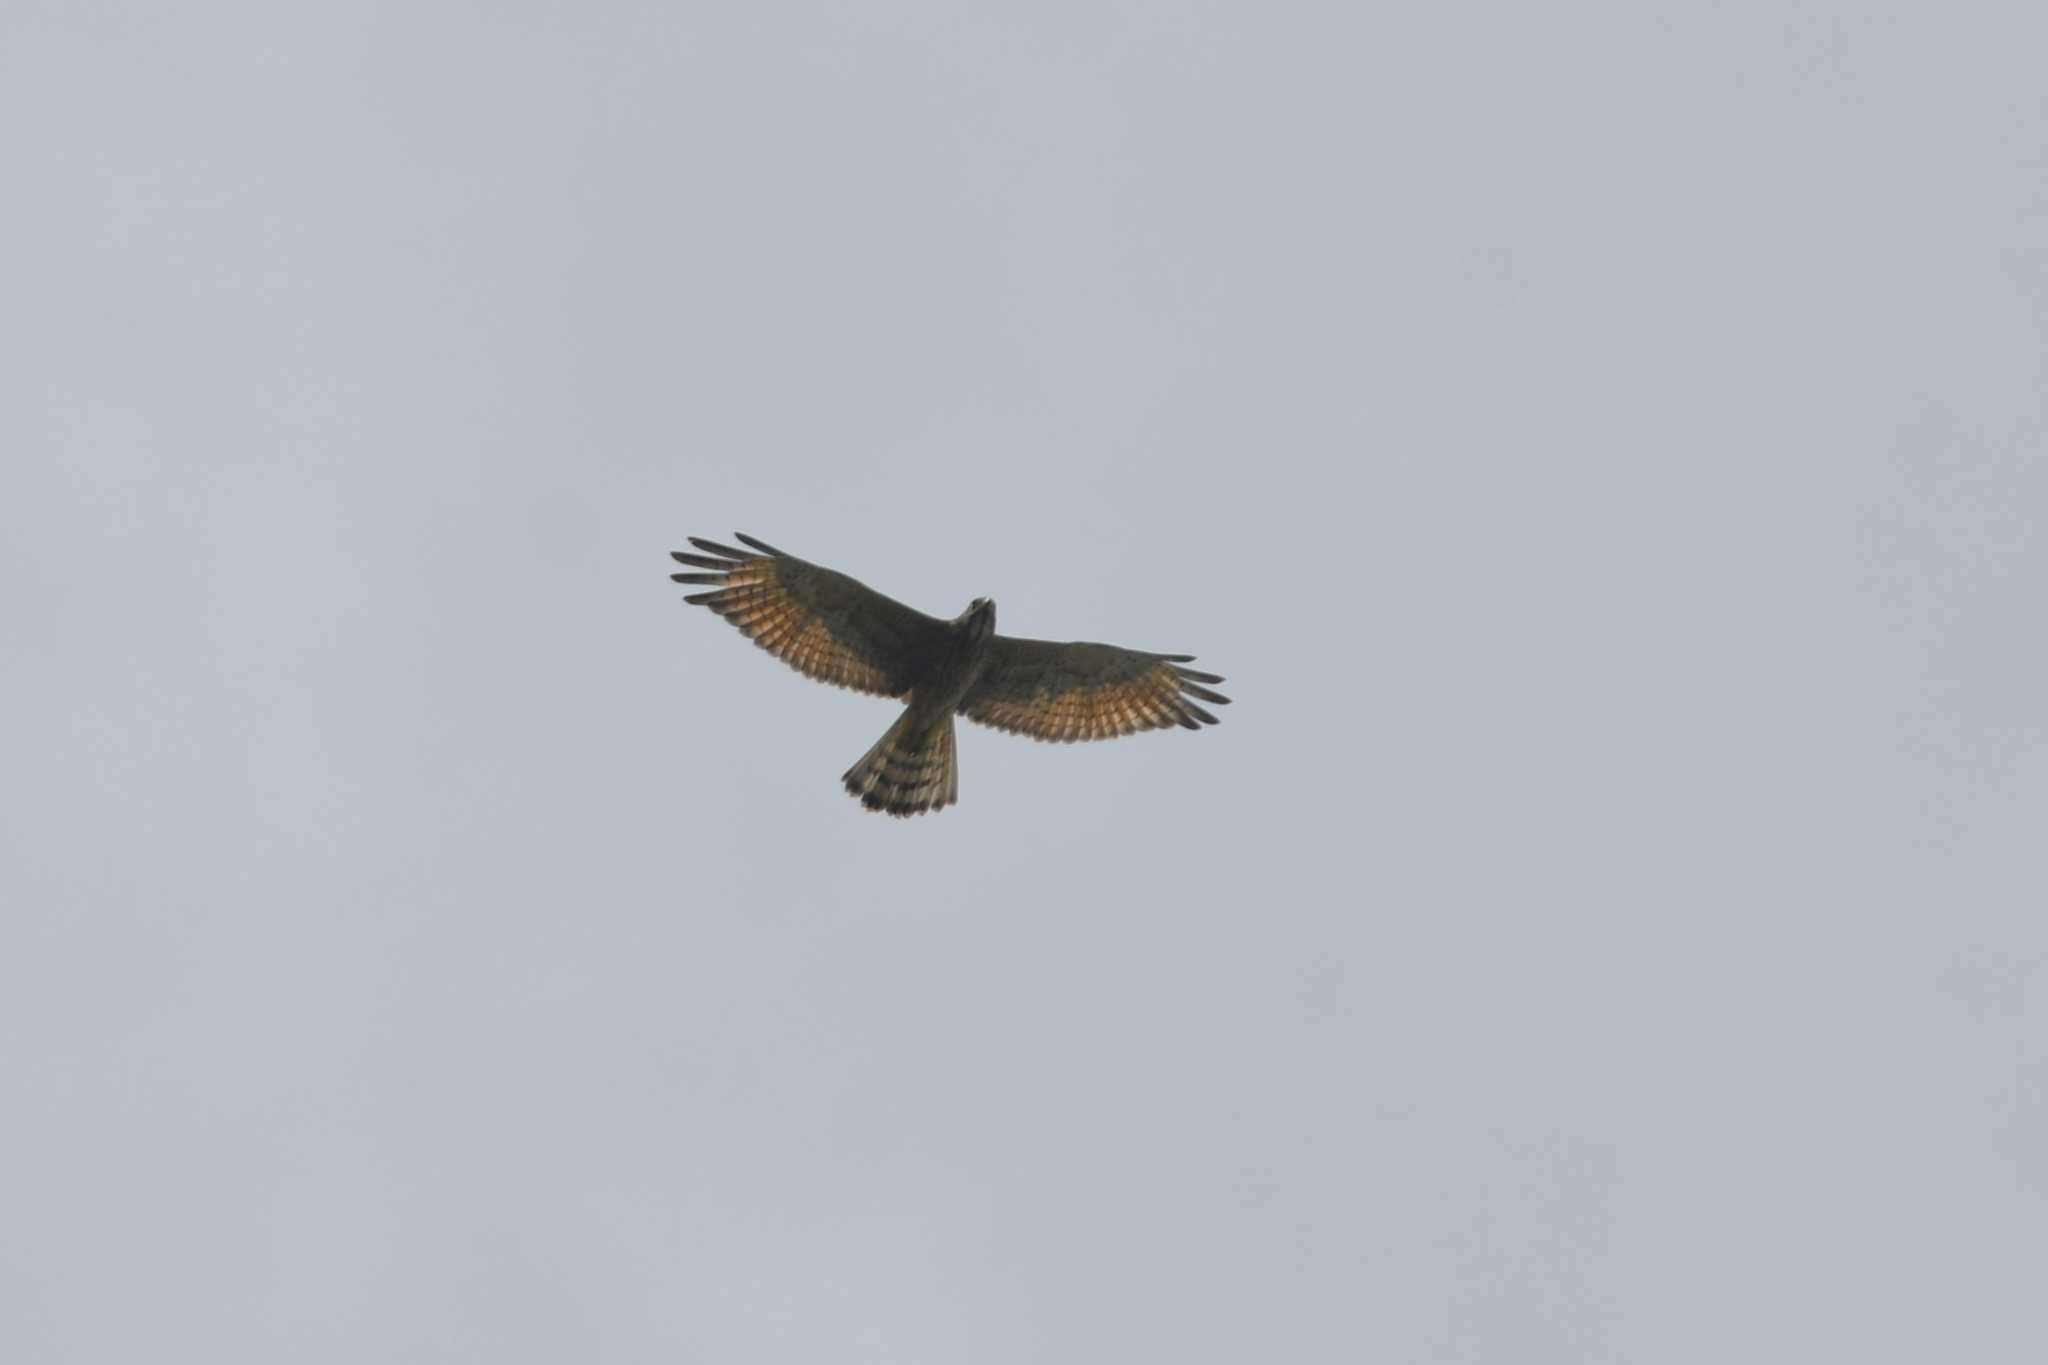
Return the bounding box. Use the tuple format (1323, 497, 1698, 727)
(671, 534, 948, 698)
(960, 636, 1229, 742)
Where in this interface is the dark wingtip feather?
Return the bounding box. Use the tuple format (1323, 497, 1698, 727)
(1180, 682, 1231, 704)
(671, 551, 737, 571)
(682, 589, 734, 606)
(686, 536, 756, 560)
(1182, 702, 1220, 726)
(1172, 665, 1225, 684)
(733, 532, 788, 557)
(671, 572, 727, 585)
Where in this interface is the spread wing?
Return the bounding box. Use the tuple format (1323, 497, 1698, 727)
(960, 636, 1230, 742)
(670, 534, 948, 698)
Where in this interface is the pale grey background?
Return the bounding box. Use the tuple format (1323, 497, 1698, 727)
(5, 3, 2045, 1361)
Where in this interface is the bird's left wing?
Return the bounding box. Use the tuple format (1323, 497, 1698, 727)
(671, 534, 947, 698)
(960, 635, 1230, 742)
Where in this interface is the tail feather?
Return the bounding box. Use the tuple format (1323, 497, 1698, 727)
(843, 711, 959, 817)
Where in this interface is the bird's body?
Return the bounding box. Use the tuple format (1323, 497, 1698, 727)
(839, 598, 995, 814)
(671, 534, 1228, 816)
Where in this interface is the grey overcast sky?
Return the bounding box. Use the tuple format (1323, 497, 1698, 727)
(5, 2, 2045, 1361)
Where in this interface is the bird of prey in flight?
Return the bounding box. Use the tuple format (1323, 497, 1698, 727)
(670, 533, 1230, 816)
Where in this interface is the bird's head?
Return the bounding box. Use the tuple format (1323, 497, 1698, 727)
(959, 596, 996, 640)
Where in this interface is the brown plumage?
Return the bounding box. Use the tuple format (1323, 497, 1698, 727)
(671, 533, 1230, 816)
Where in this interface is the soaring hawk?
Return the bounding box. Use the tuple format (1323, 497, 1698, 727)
(670, 533, 1230, 816)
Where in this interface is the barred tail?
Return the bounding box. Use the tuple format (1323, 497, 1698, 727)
(842, 710, 959, 817)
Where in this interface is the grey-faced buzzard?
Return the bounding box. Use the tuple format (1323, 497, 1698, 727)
(670, 533, 1229, 816)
